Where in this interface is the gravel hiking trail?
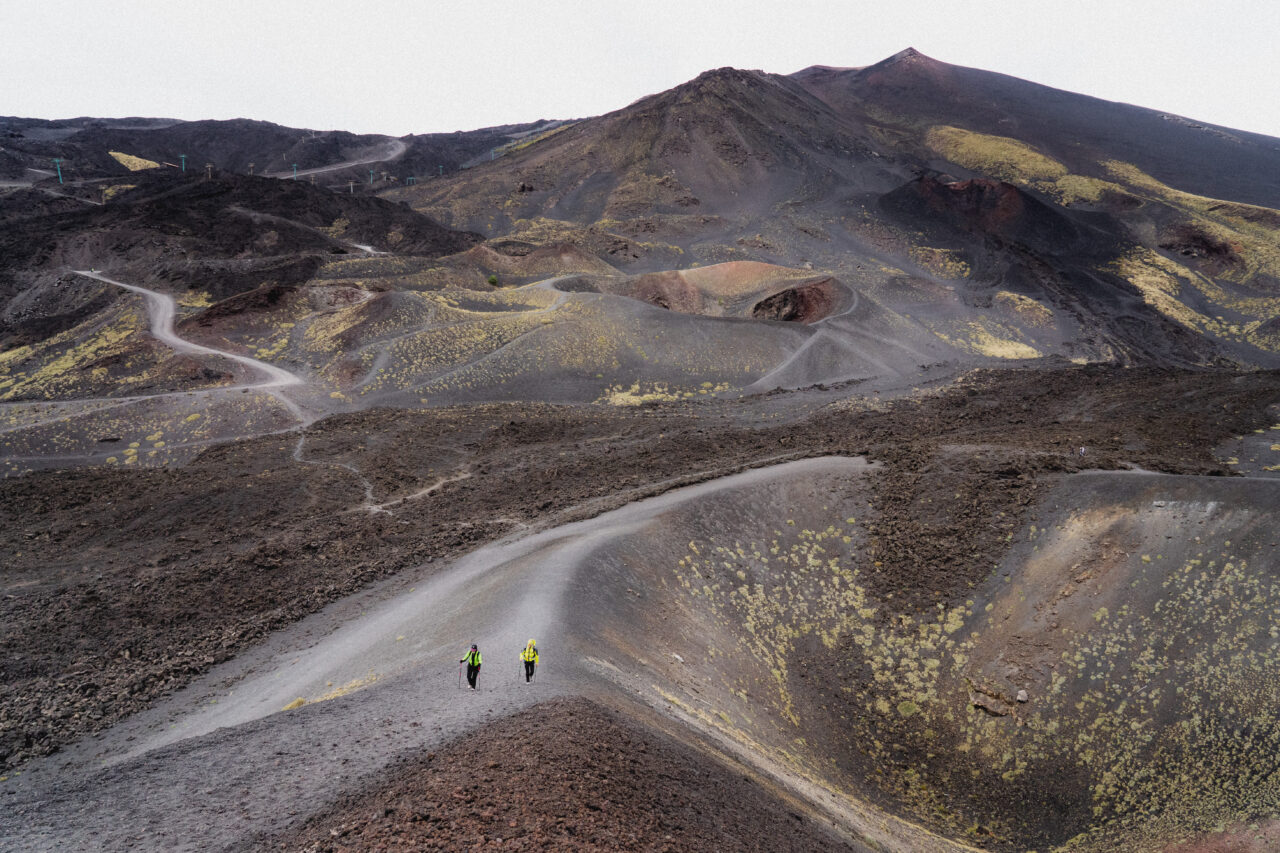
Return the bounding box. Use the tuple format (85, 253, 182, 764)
(0, 457, 871, 853)
(1, 273, 315, 470)
(265, 139, 407, 179)
(73, 271, 304, 394)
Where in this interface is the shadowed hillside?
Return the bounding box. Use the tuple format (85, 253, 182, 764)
(794, 48, 1280, 209)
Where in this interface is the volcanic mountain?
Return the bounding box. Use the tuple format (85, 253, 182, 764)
(394, 48, 1280, 369)
(3, 49, 1280, 853)
(795, 48, 1280, 209)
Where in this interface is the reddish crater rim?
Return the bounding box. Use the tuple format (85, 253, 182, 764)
(751, 277, 845, 324)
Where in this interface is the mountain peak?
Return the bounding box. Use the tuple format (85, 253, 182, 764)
(850, 46, 950, 86)
(888, 47, 926, 62)
(688, 66, 766, 87)
(875, 47, 943, 70)
(641, 66, 779, 107)
(793, 49, 941, 87)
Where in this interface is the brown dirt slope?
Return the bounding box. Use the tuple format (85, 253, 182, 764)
(257, 698, 855, 853)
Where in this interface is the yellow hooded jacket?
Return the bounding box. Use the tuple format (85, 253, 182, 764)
(520, 640, 539, 664)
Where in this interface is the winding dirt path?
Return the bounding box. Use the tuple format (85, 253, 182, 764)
(0, 457, 884, 853)
(2, 274, 325, 471)
(71, 271, 388, 502)
(71, 270, 306, 422)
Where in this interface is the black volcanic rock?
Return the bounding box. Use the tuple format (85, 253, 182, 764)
(105, 170, 481, 257)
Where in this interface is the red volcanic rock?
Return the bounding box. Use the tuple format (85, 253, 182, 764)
(751, 277, 841, 324)
(613, 262, 850, 323)
(913, 175, 1027, 235)
(628, 270, 704, 313)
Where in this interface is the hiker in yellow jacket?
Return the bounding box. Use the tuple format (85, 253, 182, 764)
(520, 639, 539, 682)
(460, 644, 482, 689)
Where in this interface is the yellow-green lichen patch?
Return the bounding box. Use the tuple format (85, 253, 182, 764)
(925, 126, 1067, 184)
(670, 493, 1280, 851)
(909, 247, 971, 280)
(178, 290, 213, 311)
(313, 671, 378, 703)
(108, 151, 161, 171)
(993, 291, 1054, 328)
(0, 305, 147, 400)
(319, 217, 350, 238)
(102, 183, 137, 201)
(503, 122, 576, 155)
(1043, 174, 1129, 205)
(1102, 160, 1280, 287)
(599, 380, 729, 406)
(1106, 248, 1280, 352)
(929, 318, 1042, 360)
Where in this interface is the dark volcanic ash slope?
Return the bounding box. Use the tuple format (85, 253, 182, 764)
(800, 50, 1280, 367)
(0, 117, 388, 182)
(396, 66, 903, 242)
(876, 174, 1234, 367)
(0, 171, 480, 350)
(0, 115, 552, 183)
(794, 48, 1280, 210)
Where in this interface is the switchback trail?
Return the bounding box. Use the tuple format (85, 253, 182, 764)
(71, 270, 307, 423)
(71, 271, 386, 501)
(1, 273, 318, 474)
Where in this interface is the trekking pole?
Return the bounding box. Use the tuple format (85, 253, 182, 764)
(458, 662, 462, 689)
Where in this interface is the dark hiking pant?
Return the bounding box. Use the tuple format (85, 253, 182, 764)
(467, 664, 480, 689)
(524, 660, 535, 682)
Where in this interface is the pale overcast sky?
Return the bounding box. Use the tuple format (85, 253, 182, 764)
(3, 0, 1278, 139)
